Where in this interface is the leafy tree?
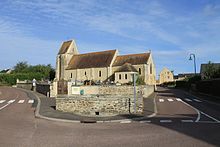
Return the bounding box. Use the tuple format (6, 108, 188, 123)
(12, 62, 55, 81)
(13, 61, 29, 73)
(203, 61, 220, 79)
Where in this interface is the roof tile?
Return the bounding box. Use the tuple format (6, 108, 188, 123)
(113, 53, 150, 66)
(66, 50, 116, 70)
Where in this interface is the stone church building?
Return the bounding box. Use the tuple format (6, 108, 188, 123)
(55, 40, 156, 86)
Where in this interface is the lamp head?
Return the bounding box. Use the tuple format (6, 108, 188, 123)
(189, 56, 192, 60)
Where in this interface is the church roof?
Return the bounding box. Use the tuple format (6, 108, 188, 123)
(58, 40, 72, 54)
(116, 63, 138, 72)
(113, 53, 150, 67)
(66, 50, 116, 70)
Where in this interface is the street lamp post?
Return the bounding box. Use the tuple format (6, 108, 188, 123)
(189, 53, 196, 75)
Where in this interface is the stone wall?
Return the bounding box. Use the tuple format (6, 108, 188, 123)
(16, 80, 50, 96)
(16, 80, 32, 90)
(56, 94, 143, 116)
(70, 85, 154, 98)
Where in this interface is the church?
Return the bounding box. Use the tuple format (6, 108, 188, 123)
(55, 40, 156, 86)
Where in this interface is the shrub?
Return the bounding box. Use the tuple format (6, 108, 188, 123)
(136, 76, 145, 85)
(163, 81, 176, 87)
(0, 73, 44, 85)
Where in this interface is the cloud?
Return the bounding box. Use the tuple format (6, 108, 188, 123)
(203, 4, 220, 16)
(2, 0, 181, 44)
(1, 0, 220, 74)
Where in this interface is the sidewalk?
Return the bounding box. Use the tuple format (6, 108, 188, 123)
(22, 88, 157, 122)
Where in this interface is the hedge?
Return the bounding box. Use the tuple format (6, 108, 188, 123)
(196, 78, 220, 97)
(0, 73, 45, 85)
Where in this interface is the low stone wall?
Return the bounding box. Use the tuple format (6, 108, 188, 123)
(56, 95, 143, 116)
(70, 85, 155, 98)
(16, 80, 50, 96)
(16, 82, 32, 90)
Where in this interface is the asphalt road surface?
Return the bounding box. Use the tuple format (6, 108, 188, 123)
(0, 86, 220, 147)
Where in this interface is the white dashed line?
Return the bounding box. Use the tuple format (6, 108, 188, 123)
(28, 100, 34, 104)
(160, 120, 172, 123)
(120, 120, 132, 123)
(185, 98, 192, 102)
(193, 99, 202, 102)
(0, 100, 6, 103)
(140, 120, 151, 123)
(167, 98, 174, 102)
(176, 98, 182, 101)
(181, 120, 194, 123)
(18, 100, 25, 104)
(159, 99, 164, 102)
(8, 100, 15, 103)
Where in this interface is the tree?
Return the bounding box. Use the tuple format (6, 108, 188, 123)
(203, 61, 220, 79)
(12, 62, 55, 81)
(13, 61, 29, 73)
(204, 61, 214, 79)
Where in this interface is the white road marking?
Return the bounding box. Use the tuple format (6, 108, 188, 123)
(18, 100, 25, 103)
(160, 120, 172, 123)
(120, 120, 132, 123)
(185, 98, 192, 102)
(0, 100, 6, 103)
(181, 120, 194, 123)
(180, 99, 200, 122)
(196, 121, 220, 124)
(8, 100, 15, 103)
(167, 98, 174, 102)
(28, 100, 34, 104)
(159, 99, 164, 102)
(140, 120, 151, 123)
(176, 98, 182, 101)
(0, 99, 15, 111)
(200, 111, 220, 123)
(0, 103, 10, 110)
(193, 99, 202, 102)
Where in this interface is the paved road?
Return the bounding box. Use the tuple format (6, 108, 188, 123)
(0, 86, 220, 147)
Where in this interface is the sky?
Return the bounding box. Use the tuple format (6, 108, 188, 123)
(0, 0, 220, 77)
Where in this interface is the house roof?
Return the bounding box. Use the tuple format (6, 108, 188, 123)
(113, 53, 150, 67)
(58, 40, 72, 54)
(115, 63, 138, 72)
(66, 50, 117, 70)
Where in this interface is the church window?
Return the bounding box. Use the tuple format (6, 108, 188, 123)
(85, 71, 87, 76)
(150, 64, 152, 74)
(125, 74, 127, 79)
(70, 73, 72, 78)
(119, 74, 121, 80)
(99, 71, 102, 77)
(139, 68, 141, 74)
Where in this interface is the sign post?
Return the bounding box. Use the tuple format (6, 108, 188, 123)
(133, 73, 137, 114)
